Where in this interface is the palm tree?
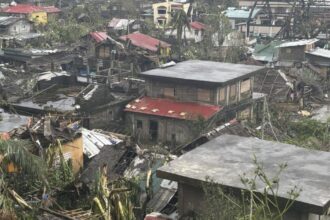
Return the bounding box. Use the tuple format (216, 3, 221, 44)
(171, 9, 191, 60)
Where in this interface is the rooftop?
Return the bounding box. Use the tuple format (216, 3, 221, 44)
(224, 7, 262, 19)
(89, 31, 109, 43)
(276, 39, 319, 48)
(119, 32, 171, 52)
(108, 18, 135, 30)
(0, 16, 24, 27)
(141, 60, 265, 84)
(157, 135, 330, 214)
(190, 21, 206, 30)
(1, 4, 60, 14)
(124, 96, 221, 120)
(306, 48, 330, 59)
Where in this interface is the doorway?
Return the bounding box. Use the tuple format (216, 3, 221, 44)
(149, 120, 158, 141)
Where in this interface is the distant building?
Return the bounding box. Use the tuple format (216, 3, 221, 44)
(224, 7, 263, 29)
(276, 39, 318, 67)
(0, 3, 61, 24)
(305, 48, 330, 79)
(119, 32, 171, 57)
(0, 16, 38, 48)
(108, 18, 141, 35)
(0, 16, 33, 35)
(165, 21, 206, 43)
(125, 60, 265, 145)
(152, 0, 191, 27)
(157, 134, 330, 220)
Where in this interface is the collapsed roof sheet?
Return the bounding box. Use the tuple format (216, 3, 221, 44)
(82, 128, 122, 158)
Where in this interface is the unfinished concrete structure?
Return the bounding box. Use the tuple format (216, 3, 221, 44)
(157, 134, 330, 220)
(125, 60, 265, 145)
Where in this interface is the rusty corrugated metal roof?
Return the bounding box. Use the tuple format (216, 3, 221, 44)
(119, 32, 171, 52)
(125, 96, 221, 120)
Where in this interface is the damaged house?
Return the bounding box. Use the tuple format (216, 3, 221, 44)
(276, 39, 318, 67)
(305, 48, 330, 80)
(0, 16, 42, 48)
(119, 32, 171, 61)
(125, 60, 265, 146)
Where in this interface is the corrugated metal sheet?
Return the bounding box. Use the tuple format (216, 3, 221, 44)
(119, 32, 171, 52)
(124, 96, 221, 120)
(89, 31, 109, 43)
(190, 21, 206, 30)
(0, 16, 21, 26)
(276, 39, 319, 48)
(224, 8, 262, 19)
(1, 4, 60, 14)
(108, 18, 135, 30)
(306, 48, 330, 59)
(82, 128, 122, 158)
(1, 4, 41, 14)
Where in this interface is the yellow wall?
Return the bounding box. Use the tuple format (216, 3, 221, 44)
(28, 11, 48, 24)
(152, 1, 190, 28)
(62, 137, 83, 175)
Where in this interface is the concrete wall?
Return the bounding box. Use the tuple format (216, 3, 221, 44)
(126, 113, 195, 145)
(145, 77, 253, 106)
(278, 46, 306, 63)
(177, 182, 330, 220)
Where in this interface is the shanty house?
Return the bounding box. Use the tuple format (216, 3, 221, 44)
(224, 7, 264, 30)
(81, 31, 119, 60)
(276, 39, 318, 67)
(305, 48, 330, 79)
(0, 16, 36, 48)
(157, 134, 330, 220)
(165, 21, 206, 43)
(0, 16, 33, 35)
(119, 32, 171, 57)
(108, 18, 140, 35)
(125, 60, 265, 145)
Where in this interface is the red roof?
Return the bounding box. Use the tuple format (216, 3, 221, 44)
(89, 32, 109, 43)
(1, 4, 60, 14)
(42, 6, 61, 13)
(119, 32, 171, 52)
(125, 97, 221, 120)
(190, 21, 206, 30)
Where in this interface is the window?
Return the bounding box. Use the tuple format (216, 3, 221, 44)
(218, 87, 226, 103)
(197, 89, 211, 102)
(240, 78, 251, 94)
(158, 6, 167, 14)
(286, 48, 291, 53)
(229, 83, 237, 102)
(164, 87, 175, 98)
(137, 120, 142, 129)
(194, 30, 199, 35)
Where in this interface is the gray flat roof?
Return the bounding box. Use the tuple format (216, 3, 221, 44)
(157, 135, 330, 214)
(141, 60, 265, 83)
